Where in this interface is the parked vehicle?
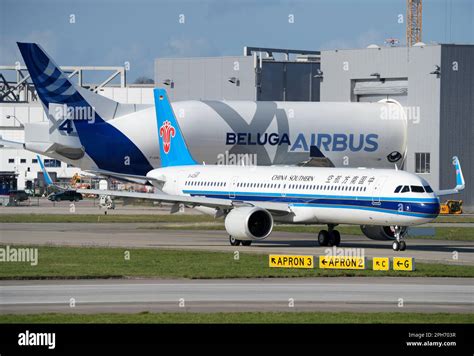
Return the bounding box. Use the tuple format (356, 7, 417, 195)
(9, 190, 29, 202)
(48, 190, 83, 202)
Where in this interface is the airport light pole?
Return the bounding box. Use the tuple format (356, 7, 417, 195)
(5, 115, 24, 128)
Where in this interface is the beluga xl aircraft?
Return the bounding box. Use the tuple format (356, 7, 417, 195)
(78, 88, 465, 251)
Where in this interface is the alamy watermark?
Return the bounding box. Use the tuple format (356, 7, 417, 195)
(0, 245, 38, 266)
(217, 150, 257, 166)
(380, 105, 420, 124)
(324, 246, 365, 259)
(50, 103, 96, 124)
(18, 330, 55, 349)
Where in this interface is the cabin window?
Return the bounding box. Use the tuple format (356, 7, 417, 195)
(401, 186, 410, 193)
(394, 185, 402, 193)
(424, 185, 433, 193)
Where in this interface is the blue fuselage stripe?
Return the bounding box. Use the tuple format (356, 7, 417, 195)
(182, 189, 440, 217)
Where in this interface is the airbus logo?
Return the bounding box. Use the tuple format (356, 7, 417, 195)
(160, 120, 176, 154)
(226, 132, 379, 152)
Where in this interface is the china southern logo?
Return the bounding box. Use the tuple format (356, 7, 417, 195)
(160, 120, 176, 154)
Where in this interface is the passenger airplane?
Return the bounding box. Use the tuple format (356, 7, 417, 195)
(79, 89, 465, 251)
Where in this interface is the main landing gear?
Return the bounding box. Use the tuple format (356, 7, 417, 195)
(229, 235, 252, 246)
(391, 226, 407, 251)
(317, 225, 341, 247)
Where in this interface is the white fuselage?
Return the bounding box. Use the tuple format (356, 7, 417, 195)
(147, 165, 440, 227)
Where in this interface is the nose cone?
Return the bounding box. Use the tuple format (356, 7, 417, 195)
(422, 194, 440, 220)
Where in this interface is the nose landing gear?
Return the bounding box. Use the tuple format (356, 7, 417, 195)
(391, 226, 407, 251)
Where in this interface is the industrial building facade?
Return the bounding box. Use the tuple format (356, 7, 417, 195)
(320, 44, 473, 211)
(155, 47, 321, 102)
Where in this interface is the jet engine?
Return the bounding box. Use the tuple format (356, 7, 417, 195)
(225, 207, 273, 240)
(360, 225, 408, 241)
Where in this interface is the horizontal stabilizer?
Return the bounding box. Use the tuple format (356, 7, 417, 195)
(0, 137, 24, 149)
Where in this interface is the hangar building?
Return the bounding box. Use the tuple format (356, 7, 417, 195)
(319, 44, 473, 212)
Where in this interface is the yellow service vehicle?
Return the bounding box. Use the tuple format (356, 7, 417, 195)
(440, 200, 463, 214)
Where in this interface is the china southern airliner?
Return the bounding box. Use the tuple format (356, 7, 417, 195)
(79, 89, 465, 251)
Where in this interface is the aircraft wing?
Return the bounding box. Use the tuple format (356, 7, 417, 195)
(76, 188, 291, 214)
(435, 156, 465, 196)
(82, 169, 168, 187)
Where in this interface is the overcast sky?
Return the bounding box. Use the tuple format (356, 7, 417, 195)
(1, 0, 473, 82)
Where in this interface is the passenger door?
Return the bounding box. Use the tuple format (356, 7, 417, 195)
(229, 176, 238, 199)
(371, 176, 386, 206)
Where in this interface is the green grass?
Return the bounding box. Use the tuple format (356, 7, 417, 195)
(1, 245, 473, 279)
(435, 216, 474, 223)
(0, 312, 472, 324)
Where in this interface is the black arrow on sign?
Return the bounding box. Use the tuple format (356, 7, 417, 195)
(397, 260, 403, 267)
(376, 261, 380, 266)
(321, 259, 327, 265)
(271, 258, 276, 264)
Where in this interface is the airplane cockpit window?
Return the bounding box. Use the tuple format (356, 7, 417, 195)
(424, 185, 433, 193)
(401, 186, 410, 193)
(394, 185, 402, 193)
(411, 185, 425, 193)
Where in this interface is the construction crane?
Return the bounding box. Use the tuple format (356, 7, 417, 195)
(407, 0, 423, 46)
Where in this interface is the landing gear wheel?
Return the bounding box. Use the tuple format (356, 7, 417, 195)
(318, 230, 329, 246)
(399, 241, 406, 251)
(241, 240, 252, 246)
(229, 236, 241, 246)
(392, 241, 400, 251)
(328, 230, 341, 247)
(391, 225, 407, 251)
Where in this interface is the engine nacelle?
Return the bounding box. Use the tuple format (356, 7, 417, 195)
(225, 207, 273, 241)
(360, 225, 408, 241)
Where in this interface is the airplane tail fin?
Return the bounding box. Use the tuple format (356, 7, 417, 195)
(17, 42, 119, 120)
(17, 43, 153, 176)
(154, 88, 196, 167)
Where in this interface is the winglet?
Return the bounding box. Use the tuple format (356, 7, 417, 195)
(154, 88, 196, 167)
(435, 156, 465, 196)
(453, 156, 465, 191)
